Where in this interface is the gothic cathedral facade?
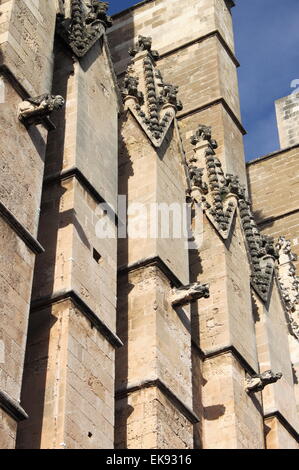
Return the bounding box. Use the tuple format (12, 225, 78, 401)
(0, 0, 298, 449)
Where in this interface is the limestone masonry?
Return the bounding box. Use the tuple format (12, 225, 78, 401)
(0, 0, 298, 449)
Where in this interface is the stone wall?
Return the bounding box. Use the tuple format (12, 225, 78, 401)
(1, 0, 298, 450)
(108, 0, 246, 185)
(247, 128, 299, 447)
(276, 92, 299, 149)
(17, 301, 115, 449)
(0, 0, 59, 447)
(116, 266, 194, 449)
(109, 0, 235, 75)
(16, 5, 120, 448)
(247, 146, 299, 271)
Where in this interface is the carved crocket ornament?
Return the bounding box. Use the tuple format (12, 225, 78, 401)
(57, 0, 112, 58)
(188, 123, 279, 303)
(121, 35, 183, 147)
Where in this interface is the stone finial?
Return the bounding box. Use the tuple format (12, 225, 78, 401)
(129, 35, 160, 61)
(18, 94, 65, 125)
(171, 283, 210, 307)
(86, 0, 112, 28)
(190, 125, 218, 149)
(245, 370, 282, 394)
(57, 0, 112, 58)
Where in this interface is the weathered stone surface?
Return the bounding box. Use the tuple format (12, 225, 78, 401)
(265, 416, 299, 449)
(44, 40, 119, 210)
(0, 0, 58, 96)
(0, 77, 48, 235)
(247, 146, 299, 273)
(0, 1, 58, 447)
(0, 0, 298, 451)
(253, 289, 299, 435)
(201, 353, 265, 449)
(17, 302, 115, 449)
(57, 0, 112, 58)
(119, 110, 189, 284)
(116, 387, 193, 450)
(16, 7, 119, 449)
(0, 408, 17, 449)
(276, 93, 299, 149)
(108, 0, 235, 75)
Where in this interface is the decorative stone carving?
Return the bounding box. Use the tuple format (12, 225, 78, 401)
(188, 123, 279, 302)
(221, 174, 246, 200)
(245, 370, 282, 393)
(188, 166, 208, 194)
(121, 36, 182, 147)
(276, 237, 299, 339)
(121, 74, 144, 105)
(187, 125, 237, 236)
(159, 84, 183, 111)
(171, 283, 210, 307)
(18, 94, 65, 125)
(57, 0, 112, 58)
(239, 199, 278, 301)
(190, 125, 217, 149)
(129, 35, 160, 61)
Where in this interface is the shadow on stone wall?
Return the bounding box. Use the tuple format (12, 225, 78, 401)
(115, 127, 134, 449)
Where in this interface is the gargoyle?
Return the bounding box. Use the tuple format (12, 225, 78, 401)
(171, 283, 210, 307)
(18, 94, 65, 125)
(245, 370, 282, 393)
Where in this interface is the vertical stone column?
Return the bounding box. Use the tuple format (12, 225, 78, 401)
(16, 2, 120, 449)
(250, 237, 299, 449)
(0, 0, 59, 448)
(116, 38, 206, 449)
(109, 0, 265, 449)
(109, 0, 246, 184)
(187, 129, 265, 449)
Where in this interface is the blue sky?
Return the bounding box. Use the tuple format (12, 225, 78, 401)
(108, 0, 299, 161)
